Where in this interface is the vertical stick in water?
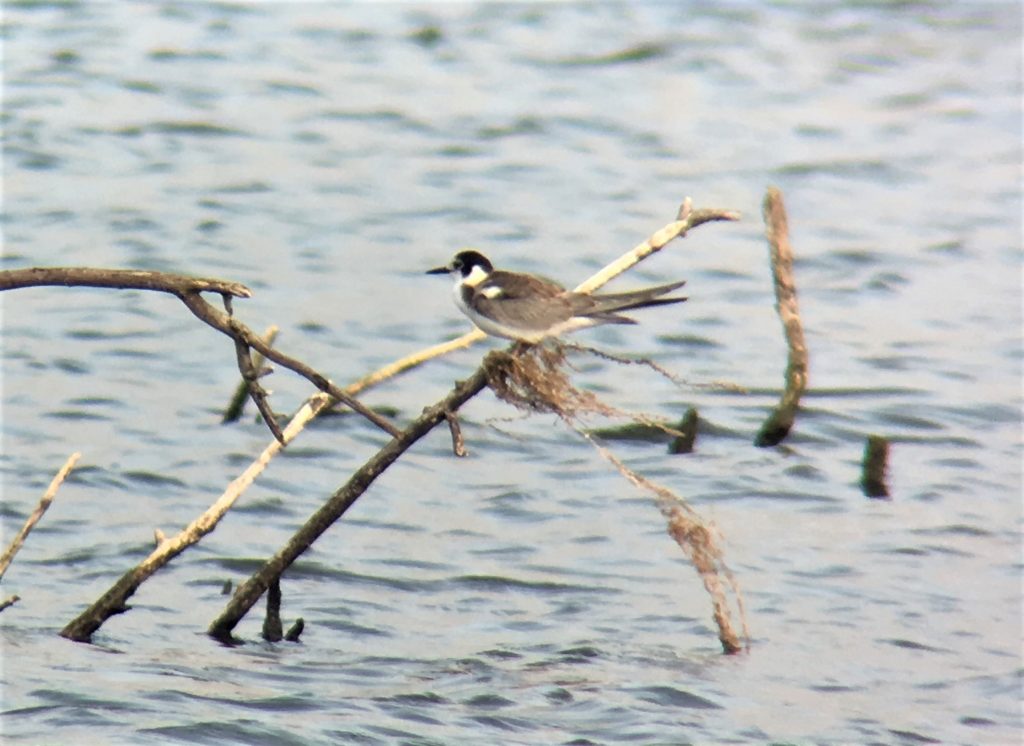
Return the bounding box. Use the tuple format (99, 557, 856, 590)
(756, 187, 808, 447)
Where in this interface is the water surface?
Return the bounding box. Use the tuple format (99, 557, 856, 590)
(2, 2, 1021, 744)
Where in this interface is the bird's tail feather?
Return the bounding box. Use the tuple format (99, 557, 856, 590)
(584, 280, 688, 315)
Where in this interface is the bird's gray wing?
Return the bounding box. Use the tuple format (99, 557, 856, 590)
(468, 271, 576, 332)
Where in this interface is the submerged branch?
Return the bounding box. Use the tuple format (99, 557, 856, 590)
(755, 187, 808, 447)
(208, 364, 492, 642)
(861, 434, 891, 499)
(60, 398, 331, 642)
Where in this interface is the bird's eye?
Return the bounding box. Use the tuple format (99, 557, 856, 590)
(453, 259, 462, 269)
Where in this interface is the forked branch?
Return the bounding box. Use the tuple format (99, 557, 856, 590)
(0, 267, 400, 440)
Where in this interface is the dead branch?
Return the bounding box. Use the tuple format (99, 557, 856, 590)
(0, 267, 399, 441)
(59, 398, 329, 642)
(175, 292, 401, 439)
(445, 412, 467, 457)
(0, 596, 20, 613)
(755, 187, 808, 447)
(0, 267, 251, 298)
(0, 452, 80, 582)
(208, 364, 491, 642)
(223, 325, 279, 423)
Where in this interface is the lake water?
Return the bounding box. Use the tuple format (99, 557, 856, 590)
(2, 2, 1021, 744)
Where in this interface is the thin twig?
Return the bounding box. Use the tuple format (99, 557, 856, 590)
(223, 325, 279, 424)
(755, 187, 808, 447)
(562, 342, 689, 387)
(0, 596, 20, 613)
(177, 292, 401, 440)
(445, 412, 467, 457)
(0, 452, 81, 582)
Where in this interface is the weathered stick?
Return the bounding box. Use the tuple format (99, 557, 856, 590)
(223, 325, 279, 424)
(0, 267, 251, 298)
(574, 200, 740, 294)
(0, 452, 81, 582)
(861, 434, 891, 498)
(445, 412, 467, 457)
(208, 364, 491, 642)
(755, 187, 808, 447)
(0, 596, 20, 613)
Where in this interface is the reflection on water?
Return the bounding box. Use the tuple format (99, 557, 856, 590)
(2, 1, 1021, 744)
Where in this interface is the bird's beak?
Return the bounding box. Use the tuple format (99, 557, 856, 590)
(425, 264, 451, 275)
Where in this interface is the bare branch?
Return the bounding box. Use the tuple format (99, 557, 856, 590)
(59, 395, 335, 642)
(0, 268, 399, 441)
(574, 203, 740, 294)
(0, 452, 81, 582)
(0, 267, 250, 298)
(223, 325, 279, 423)
(176, 291, 401, 440)
(230, 331, 284, 442)
(208, 363, 492, 642)
(755, 187, 808, 447)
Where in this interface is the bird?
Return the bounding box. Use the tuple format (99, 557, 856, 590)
(426, 249, 687, 343)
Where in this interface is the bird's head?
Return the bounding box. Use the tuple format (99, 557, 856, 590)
(426, 250, 494, 283)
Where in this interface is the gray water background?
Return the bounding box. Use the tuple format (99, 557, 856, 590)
(1, 2, 1021, 744)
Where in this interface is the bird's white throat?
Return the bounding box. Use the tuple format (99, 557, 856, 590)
(461, 264, 490, 287)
